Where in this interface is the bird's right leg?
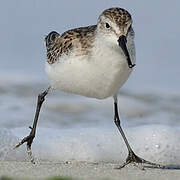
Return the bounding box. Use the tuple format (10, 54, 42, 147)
(14, 86, 51, 163)
(113, 95, 165, 169)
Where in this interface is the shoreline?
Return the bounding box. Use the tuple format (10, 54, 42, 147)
(1, 161, 180, 180)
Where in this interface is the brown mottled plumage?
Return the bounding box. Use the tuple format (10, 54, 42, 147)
(45, 8, 131, 65)
(101, 7, 131, 26)
(45, 25, 97, 64)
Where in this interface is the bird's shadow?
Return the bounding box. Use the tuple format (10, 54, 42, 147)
(144, 164, 180, 170)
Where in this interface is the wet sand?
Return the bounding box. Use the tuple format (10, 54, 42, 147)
(0, 161, 180, 180)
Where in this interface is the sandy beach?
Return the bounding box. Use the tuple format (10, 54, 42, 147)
(0, 161, 180, 180)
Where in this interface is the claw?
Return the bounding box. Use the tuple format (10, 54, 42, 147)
(115, 151, 165, 170)
(13, 134, 35, 164)
(13, 141, 23, 149)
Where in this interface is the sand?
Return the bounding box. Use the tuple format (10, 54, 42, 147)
(0, 161, 180, 180)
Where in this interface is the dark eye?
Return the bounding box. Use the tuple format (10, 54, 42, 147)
(105, 23, 110, 28)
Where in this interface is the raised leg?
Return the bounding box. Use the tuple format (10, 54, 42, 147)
(113, 95, 164, 169)
(14, 86, 51, 163)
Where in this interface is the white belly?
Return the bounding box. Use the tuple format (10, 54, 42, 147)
(45, 47, 133, 99)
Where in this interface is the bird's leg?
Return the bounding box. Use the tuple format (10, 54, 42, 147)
(113, 95, 164, 169)
(14, 86, 51, 163)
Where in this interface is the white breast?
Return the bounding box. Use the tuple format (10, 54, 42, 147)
(45, 37, 135, 99)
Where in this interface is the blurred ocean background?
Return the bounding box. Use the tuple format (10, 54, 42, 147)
(0, 0, 180, 165)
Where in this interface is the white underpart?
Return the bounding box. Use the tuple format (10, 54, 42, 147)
(45, 32, 135, 99)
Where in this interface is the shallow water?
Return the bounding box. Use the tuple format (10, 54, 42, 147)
(0, 76, 180, 165)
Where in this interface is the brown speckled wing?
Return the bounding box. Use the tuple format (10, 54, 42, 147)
(45, 25, 97, 64)
(45, 31, 67, 64)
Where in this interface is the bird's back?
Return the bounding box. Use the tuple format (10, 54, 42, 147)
(45, 25, 97, 64)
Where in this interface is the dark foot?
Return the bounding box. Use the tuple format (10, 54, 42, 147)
(116, 151, 165, 170)
(14, 131, 35, 164)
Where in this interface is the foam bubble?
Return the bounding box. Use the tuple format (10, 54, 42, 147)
(1, 124, 179, 165)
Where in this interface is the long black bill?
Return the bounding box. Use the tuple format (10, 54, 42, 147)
(118, 35, 136, 68)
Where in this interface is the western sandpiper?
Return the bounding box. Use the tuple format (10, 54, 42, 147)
(14, 7, 164, 169)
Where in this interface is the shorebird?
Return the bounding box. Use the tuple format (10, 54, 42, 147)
(14, 7, 164, 169)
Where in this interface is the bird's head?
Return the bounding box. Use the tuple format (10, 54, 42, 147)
(97, 7, 135, 68)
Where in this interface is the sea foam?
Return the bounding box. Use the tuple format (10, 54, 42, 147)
(1, 124, 180, 166)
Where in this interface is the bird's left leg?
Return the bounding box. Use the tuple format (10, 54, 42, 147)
(113, 95, 164, 169)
